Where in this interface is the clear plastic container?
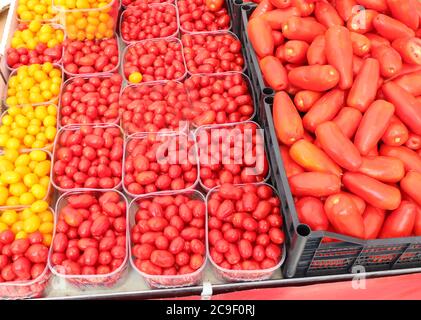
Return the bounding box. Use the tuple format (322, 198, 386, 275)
(122, 131, 199, 198)
(194, 121, 271, 193)
(177, 0, 232, 34)
(0, 264, 51, 300)
(58, 73, 121, 128)
(3, 63, 64, 109)
(51, 123, 124, 192)
(206, 183, 286, 282)
(62, 33, 121, 78)
(185, 71, 257, 128)
(53, 0, 120, 41)
(129, 189, 207, 288)
(118, 80, 190, 136)
(119, 3, 180, 45)
(0, 206, 55, 299)
(182, 31, 245, 75)
(48, 189, 129, 288)
(6, 23, 65, 72)
(0, 106, 58, 153)
(0, 149, 54, 211)
(122, 37, 187, 84)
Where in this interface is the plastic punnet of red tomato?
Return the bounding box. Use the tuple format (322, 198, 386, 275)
(181, 32, 244, 74)
(184, 72, 255, 127)
(207, 183, 284, 281)
(119, 81, 190, 135)
(50, 191, 127, 286)
(177, 0, 230, 33)
(123, 38, 186, 84)
(247, 0, 421, 241)
(196, 121, 269, 191)
(7, 22, 64, 70)
(130, 190, 206, 287)
(0, 200, 54, 298)
(122, 0, 174, 7)
(59, 74, 122, 127)
(123, 132, 199, 196)
(120, 3, 179, 43)
(62, 36, 120, 76)
(53, 124, 123, 191)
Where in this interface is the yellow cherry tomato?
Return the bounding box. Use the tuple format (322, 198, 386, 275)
(24, 173, 39, 188)
(39, 176, 50, 188)
(47, 104, 57, 116)
(1, 171, 21, 184)
(31, 200, 49, 213)
(15, 154, 31, 167)
(34, 161, 51, 177)
(15, 114, 29, 128)
(9, 182, 27, 197)
(0, 160, 13, 173)
(45, 126, 57, 141)
(28, 20, 42, 32)
(11, 221, 24, 234)
(23, 215, 41, 233)
(43, 115, 56, 127)
(1, 210, 18, 226)
(129, 72, 143, 83)
(6, 196, 20, 206)
(29, 150, 47, 162)
(6, 138, 20, 150)
(5, 149, 19, 162)
(15, 166, 30, 177)
(39, 210, 53, 223)
(20, 208, 34, 220)
(31, 184, 47, 200)
(20, 192, 35, 205)
(24, 135, 36, 148)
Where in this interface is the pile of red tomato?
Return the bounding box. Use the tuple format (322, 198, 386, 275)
(62, 37, 120, 76)
(50, 192, 127, 283)
(248, 0, 421, 240)
(208, 184, 284, 273)
(131, 192, 206, 279)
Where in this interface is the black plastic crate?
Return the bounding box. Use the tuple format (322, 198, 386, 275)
(261, 95, 421, 278)
(226, 0, 254, 36)
(239, 4, 275, 105)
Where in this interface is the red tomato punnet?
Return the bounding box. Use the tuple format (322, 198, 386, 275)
(123, 132, 198, 196)
(207, 183, 284, 280)
(53, 124, 124, 190)
(120, 3, 179, 43)
(182, 32, 244, 74)
(50, 191, 128, 285)
(62, 37, 120, 76)
(119, 81, 190, 135)
(177, 0, 230, 33)
(123, 38, 186, 83)
(59, 74, 122, 127)
(130, 191, 206, 286)
(196, 122, 269, 190)
(184, 72, 255, 126)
